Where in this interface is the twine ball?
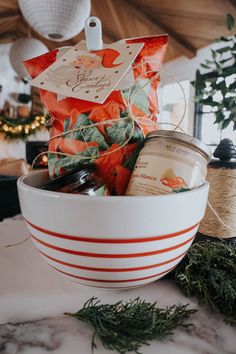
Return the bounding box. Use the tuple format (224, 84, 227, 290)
(199, 139, 236, 238)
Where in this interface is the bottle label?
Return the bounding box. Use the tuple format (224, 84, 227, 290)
(91, 184, 110, 196)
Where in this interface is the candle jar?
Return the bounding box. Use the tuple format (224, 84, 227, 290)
(126, 130, 211, 196)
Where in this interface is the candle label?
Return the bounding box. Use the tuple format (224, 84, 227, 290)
(30, 41, 143, 104)
(126, 154, 204, 196)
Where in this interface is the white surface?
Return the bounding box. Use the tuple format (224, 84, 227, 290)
(163, 42, 223, 82)
(0, 219, 235, 354)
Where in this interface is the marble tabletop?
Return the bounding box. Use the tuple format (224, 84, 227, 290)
(0, 218, 235, 354)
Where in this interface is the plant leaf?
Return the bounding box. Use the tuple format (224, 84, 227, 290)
(214, 112, 225, 124)
(229, 112, 236, 122)
(122, 78, 151, 116)
(200, 63, 211, 69)
(202, 96, 215, 106)
(48, 146, 99, 176)
(216, 46, 233, 54)
(68, 114, 109, 151)
(227, 14, 235, 31)
(229, 81, 236, 90)
(211, 49, 217, 60)
(222, 118, 231, 129)
(219, 36, 233, 42)
(205, 59, 215, 65)
(106, 119, 133, 145)
(222, 65, 236, 77)
(219, 57, 234, 65)
(217, 80, 227, 95)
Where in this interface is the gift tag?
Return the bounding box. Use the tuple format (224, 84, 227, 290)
(30, 41, 143, 104)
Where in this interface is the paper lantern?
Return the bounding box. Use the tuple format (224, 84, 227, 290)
(18, 0, 91, 42)
(9, 37, 48, 80)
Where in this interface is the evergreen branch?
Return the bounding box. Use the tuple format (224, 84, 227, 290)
(65, 297, 196, 354)
(171, 240, 236, 325)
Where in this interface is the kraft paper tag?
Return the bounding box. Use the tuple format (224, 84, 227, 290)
(30, 41, 143, 104)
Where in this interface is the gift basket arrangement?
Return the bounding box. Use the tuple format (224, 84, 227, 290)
(17, 17, 211, 289)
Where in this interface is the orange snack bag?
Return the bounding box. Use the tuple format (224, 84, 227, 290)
(24, 35, 168, 194)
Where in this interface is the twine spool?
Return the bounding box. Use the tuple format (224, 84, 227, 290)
(199, 162, 236, 239)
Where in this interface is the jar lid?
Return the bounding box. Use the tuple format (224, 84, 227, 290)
(37, 165, 95, 191)
(146, 130, 212, 161)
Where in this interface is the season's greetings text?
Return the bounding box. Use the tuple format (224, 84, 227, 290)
(66, 73, 112, 93)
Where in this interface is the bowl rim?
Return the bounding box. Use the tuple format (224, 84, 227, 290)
(17, 170, 209, 202)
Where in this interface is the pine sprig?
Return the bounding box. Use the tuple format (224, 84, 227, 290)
(65, 297, 196, 354)
(172, 240, 236, 325)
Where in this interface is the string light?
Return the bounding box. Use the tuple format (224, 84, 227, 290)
(0, 114, 46, 139)
(42, 155, 48, 163)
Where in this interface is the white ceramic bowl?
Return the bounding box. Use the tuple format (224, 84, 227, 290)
(17, 171, 209, 289)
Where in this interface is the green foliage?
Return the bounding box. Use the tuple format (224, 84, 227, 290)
(65, 297, 196, 354)
(122, 78, 151, 116)
(0, 115, 33, 127)
(193, 14, 236, 130)
(0, 114, 45, 140)
(65, 114, 109, 151)
(171, 240, 236, 325)
(227, 14, 235, 31)
(106, 118, 143, 146)
(124, 141, 144, 171)
(48, 147, 99, 176)
(106, 119, 133, 145)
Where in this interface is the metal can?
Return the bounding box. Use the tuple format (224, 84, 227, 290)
(126, 130, 212, 196)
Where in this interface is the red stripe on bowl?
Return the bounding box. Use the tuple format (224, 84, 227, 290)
(77, 283, 146, 289)
(27, 220, 199, 243)
(31, 234, 195, 258)
(39, 249, 187, 272)
(49, 265, 174, 283)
